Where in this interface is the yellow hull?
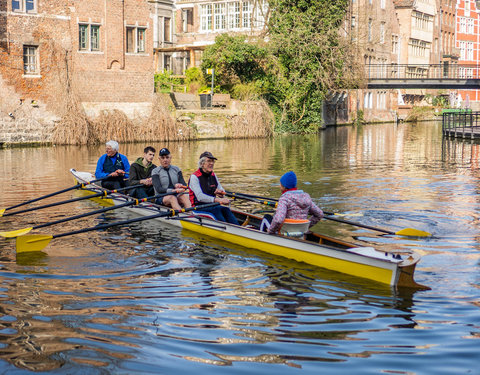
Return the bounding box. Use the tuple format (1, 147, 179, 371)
(179, 220, 397, 286)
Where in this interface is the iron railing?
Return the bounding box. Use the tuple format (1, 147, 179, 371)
(366, 64, 480, 80)
(442, 111, 480, 134)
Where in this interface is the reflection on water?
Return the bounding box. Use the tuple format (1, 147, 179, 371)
(0, 121, 479, 373)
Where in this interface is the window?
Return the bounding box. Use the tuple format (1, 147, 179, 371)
(409, 38, 430, 57)
(182, 9, 193, 33)
(126, 27, 147, 53)
(200, 1, 265, 32)
(459, 17, 466, 33)
(201, 4, 213, 31)
(255, 0, 268, 28)
(377, 91, 386, 109)
(12, 0, 36, 13)
(392, 34, 399, 54)
(467, 41, 474, 60)
(465, 0, 470, 17)
(214, 3, 226, 30)
(413, 11, 432, 30)
(79, 24, 100, 51)
(137, 28, 146, 52)
(242, 1, 252, 28)
(228, 2, 241, 29)
(364, 92, 373, 109)
(23, 45, 38, 75)
(466, 18, 474, 34)
(163, 19, 170, 43)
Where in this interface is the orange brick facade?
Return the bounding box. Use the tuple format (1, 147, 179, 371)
(0, 0, 155, 110)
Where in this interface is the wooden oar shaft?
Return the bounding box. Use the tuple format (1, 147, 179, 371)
(2, 184, 143, 217)
(52, 202, 220, 240)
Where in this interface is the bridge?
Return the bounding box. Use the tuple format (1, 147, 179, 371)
(366, 64, 480, 89)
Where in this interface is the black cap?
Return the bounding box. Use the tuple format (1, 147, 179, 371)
(199, 151, 217, 160)
(159, 148, 170, 156)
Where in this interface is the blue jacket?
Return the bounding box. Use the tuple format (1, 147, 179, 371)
(95, 153, 130, 179)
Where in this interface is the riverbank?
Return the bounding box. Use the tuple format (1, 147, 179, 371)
(0, 95, 273, 148)
(0, 95, 449, 148)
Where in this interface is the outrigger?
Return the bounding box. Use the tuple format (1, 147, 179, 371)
(6, 169, 428, 289)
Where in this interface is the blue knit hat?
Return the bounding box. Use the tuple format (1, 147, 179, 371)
(280, 171, 297, 189)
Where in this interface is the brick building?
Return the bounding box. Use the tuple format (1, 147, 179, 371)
(154, 0, 268, 74)
(0, 0, 159, 119)
(456, 0, 480, 108)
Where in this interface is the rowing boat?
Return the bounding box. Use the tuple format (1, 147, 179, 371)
(70, 169, 425, 289)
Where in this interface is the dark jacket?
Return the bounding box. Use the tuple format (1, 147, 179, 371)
(128, 157, 156, 185)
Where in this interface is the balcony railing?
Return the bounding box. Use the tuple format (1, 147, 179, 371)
(365, 64, 480, 80)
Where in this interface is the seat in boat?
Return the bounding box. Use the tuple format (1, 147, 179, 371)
(191, 211, 217, 220)
(279, 218, 310, 238)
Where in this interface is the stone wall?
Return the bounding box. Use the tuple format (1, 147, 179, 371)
(0, 114, 54, 146)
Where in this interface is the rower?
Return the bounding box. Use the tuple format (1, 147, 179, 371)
(261, 171, 324, 235)
(151, 148, 191, 210)
(188, 151, 239, 225)
(94, 140, 130, 190)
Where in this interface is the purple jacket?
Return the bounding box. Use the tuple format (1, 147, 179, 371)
(268, 190, 324, 234)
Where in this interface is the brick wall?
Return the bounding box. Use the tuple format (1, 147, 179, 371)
(0, 0, 155, 112)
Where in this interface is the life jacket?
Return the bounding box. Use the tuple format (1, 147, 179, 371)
(103, 153, 125, 175)
(189, 169, 218, 206)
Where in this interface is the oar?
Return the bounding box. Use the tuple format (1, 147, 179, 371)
(226, 191, 279, 202)
(226, 192, 431, 237)
(225, 192, 278, 207)
(0, 191, 175, 238)
(1, 184, 143, 218)
(0, 176, 109, 214)
(15, 202, 220, 253)
(322, 211, 431, 237)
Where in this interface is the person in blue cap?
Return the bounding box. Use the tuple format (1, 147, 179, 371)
(261, 171, 323, 234)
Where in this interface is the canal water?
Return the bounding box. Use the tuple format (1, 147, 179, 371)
(0, 121, 479, 374)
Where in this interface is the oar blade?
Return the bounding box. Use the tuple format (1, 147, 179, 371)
(0, 227, 33, 238)
(0, 209, 4, 218)
(395, 228, 431, 237)
(16, 234, 53, 253)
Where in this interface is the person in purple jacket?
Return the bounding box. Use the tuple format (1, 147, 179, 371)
(261, 171, 324, 234)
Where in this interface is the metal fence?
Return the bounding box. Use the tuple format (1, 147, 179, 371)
(366, 64, 480, 80)
(442, 111, 480, 138)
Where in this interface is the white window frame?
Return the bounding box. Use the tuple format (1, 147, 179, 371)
(201, 4, 213, 31)
(459, 17, 466, 33)
(466, 18, 474, 34)
(23, 45, 39, 76)
(228, 2, 241, 29)
(12, 0, 37, 13)
(467, 41, 474, 60)
(242, 1, 252, 29)
(460, 41, 466, 60)
(214, 3, 226, 30)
